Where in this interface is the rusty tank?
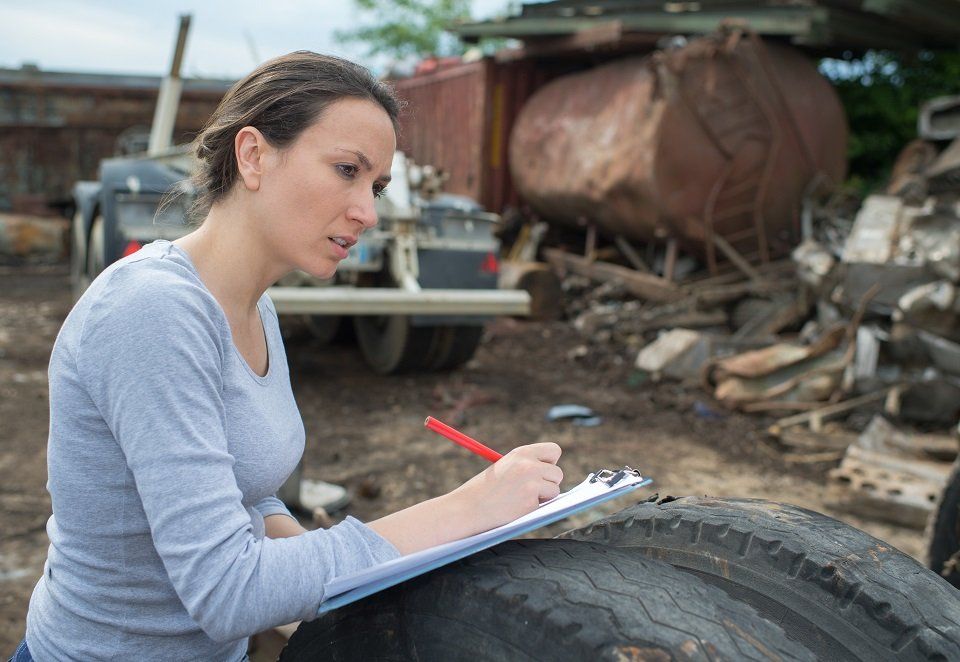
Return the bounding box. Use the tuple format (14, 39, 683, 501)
(509, 29, 847, 268)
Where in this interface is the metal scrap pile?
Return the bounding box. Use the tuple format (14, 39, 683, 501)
(550, 249, 805, 374)
(776, 97, 960, 530)
(522, 96, 960, 531)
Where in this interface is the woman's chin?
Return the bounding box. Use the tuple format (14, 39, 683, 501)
(303, 261, 339, 281)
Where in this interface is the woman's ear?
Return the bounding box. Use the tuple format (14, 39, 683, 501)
(235, 126, 269, 192)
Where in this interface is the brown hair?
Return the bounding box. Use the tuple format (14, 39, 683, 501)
(186, 51, 402, 221)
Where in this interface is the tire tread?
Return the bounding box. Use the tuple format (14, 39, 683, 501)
(564, 497, 960, 661)
(281, 539, 814, 661)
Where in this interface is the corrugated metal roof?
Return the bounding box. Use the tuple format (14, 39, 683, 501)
(0, 65, 235, 93)
(456, 0, 960, 52)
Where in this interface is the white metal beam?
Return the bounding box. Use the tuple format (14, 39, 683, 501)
(267, 286, 531, 316)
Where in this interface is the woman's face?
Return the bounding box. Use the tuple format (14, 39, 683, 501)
(254, 97, 397, 280)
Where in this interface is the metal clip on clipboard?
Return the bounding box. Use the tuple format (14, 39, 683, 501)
(590, 466, 641, 488)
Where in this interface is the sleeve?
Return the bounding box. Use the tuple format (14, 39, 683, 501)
(76, 271, 400, 643)
(253, 495, 297, 521)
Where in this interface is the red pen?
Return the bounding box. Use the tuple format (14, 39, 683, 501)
(424, 416, 503, 463)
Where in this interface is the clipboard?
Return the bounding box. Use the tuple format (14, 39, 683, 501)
(319, 466, 652, 614)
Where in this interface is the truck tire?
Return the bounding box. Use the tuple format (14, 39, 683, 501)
(280, 539, 814, 661)
(423, 325, 484, 371)
(70, 211, 90, 302)
(303, 315, 345, 346)
(354, 315, 434, 374)
(562, 496, 960, 661)
(926, 458, 960, 589)
(86, 216, 106, 282)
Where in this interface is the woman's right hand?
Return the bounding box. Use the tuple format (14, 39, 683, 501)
(449, 442, 564, 533)
(368, 442, 563, 555)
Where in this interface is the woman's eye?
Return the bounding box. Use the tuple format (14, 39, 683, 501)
(373, 185, 387, 199)
(337, 164, 358, 178)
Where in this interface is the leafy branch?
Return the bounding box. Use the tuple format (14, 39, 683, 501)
(335, 0, 475, 60)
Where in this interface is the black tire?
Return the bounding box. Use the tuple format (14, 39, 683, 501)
(354, 315, 435, 375)
(303, 314, 344, 346)
(70, 211, 90, 302)
(86, 215, 106, 282)
(562, 496, 960, 661)
(280, 539, 814, 661)
(422, 324, 484, 371)
(926, 458, 960, 589)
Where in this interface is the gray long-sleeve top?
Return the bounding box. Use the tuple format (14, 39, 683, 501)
(26, 240, 399, 661)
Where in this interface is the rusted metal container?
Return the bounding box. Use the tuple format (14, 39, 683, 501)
(509, 30, 847, 268)
(394, 61, 488, 206)
(392, 58, 558, 214)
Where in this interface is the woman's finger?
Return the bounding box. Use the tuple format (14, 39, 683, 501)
(542, 464, 563, 485)
(539, 479, 561, 502)
(527, 442, 561, 463)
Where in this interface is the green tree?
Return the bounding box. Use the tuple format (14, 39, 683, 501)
(820, 50, 960, 191)
(335, 0, 474, 60)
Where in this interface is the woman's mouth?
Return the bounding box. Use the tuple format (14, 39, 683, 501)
(329, 236, 354, 259)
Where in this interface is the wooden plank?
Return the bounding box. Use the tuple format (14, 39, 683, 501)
(543, 248, 683, 303)
(614, 235, 652, 273)
(663, 238, 678, 282)
(585, 223, 598, 260)
(713, 233, 763, 282)
(745, 401, 822, 413)
(784, 450, 845, 463)
(693, 279, 793, 306)
(681, 258, 795, 287)
(631, 309, 728, 334)
(774, 427, 859, 451)
(768, 388, 894, 435)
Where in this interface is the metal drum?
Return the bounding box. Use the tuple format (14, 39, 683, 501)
(509, 30, 847, 267)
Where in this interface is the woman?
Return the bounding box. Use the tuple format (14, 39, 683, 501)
(17, 52, 562, 661)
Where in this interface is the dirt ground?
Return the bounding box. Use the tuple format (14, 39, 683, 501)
(0, 262, 924, 654)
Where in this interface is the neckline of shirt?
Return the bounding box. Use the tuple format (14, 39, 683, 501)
(158, 240, 275, 386)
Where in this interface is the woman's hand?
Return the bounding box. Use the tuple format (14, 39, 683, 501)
(450, 443, 564, 532)
(368, 443, 563, 556)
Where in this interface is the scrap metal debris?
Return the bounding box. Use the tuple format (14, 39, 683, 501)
(520, 95, 960, 530)
(546, 404, 603, 427)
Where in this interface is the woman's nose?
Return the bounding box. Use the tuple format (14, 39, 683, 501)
(348, 195, 379, 229)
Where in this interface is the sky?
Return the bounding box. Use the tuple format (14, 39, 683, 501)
(0, 0, 519, 79)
